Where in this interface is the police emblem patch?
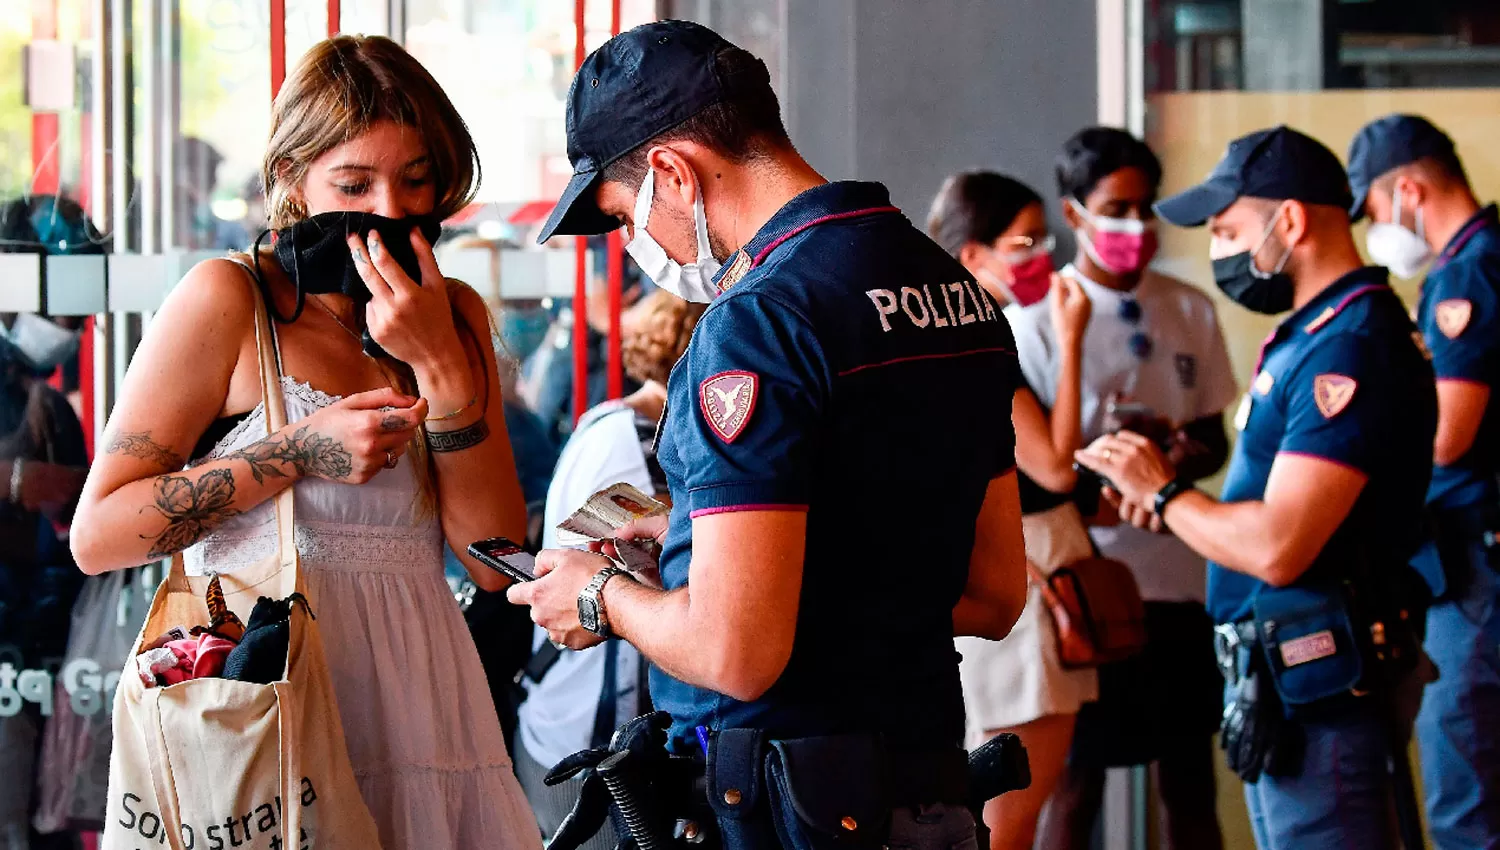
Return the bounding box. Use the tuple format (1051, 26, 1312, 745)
(1435, 299, 1472, 339)
(700, 371, 758, 443)
(1313, 374, 1357, 419)
(1279, 630, 1338, 668)
(1174, 353, 1198, 389)
(719, 250, 753, 292)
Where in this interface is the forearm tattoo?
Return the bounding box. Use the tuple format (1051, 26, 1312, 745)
(224, 426, 354, 483)
(140, 469, 241, 558)
(426, 419, 490, 454)
(105, 431, 186, 470)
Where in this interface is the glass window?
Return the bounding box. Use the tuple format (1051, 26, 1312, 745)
(402, 0, 653, 209)
(1147, 0, 1500, 93)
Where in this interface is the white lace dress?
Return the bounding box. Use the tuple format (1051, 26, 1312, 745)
(184, 376, 542, 850)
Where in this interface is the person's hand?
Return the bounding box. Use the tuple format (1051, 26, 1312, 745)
(611, 514, 670, 547)
(507, 548, 614, 650)
(1076, 431, 1175, 509)
(1103, 486, 1163, 532)
(347, 228, 465, 372)
(593, 513, 670, 587)
(280, 388, 427, 484)
(1049, 273, 1091, 350)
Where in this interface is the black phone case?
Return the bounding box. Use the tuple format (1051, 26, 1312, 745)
(467, 540, 536, 582)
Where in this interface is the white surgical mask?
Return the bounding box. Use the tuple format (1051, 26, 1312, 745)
(1366, 184, 1434, 280)
(625, 169, 723, 303)
(3, 313, 79, 372)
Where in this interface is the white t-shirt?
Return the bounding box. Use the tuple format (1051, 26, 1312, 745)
(517, 402, 653, 768)
(1007, 264, 1238, 602)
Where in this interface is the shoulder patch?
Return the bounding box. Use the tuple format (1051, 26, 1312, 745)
(1435, 298, 1472, 339)
(700, 371, 758, 443)
(719, 250, 753, 292)
(1313, 374, 1358, 419)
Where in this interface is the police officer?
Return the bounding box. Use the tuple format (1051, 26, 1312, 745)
(1348, 114, 1500, 849)
(508, 20, 1030, 850)
(1074, 126, 1437, 849)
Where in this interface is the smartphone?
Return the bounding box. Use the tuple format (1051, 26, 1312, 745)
(1107, 400, 1155, 423)
(467, 537, 538, 583)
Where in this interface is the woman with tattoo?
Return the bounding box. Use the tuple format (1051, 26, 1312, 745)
(71, 37, 539, 850)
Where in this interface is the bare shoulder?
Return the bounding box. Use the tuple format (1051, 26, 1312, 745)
(157, 255, 260, 328)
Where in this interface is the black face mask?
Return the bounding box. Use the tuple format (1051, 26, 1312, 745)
(255, 210, 442, 356)
(1211, 210, 1296, 315)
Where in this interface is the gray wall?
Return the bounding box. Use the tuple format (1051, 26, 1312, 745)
(785, 0, 1099, 230)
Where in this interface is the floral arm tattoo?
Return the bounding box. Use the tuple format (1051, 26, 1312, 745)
(224, 426, 354, 484)
(105, 431, 186, 470)
(137, 427, 352, 558)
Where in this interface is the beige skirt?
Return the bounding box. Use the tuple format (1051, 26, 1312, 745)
(956, 502, 1100, 743)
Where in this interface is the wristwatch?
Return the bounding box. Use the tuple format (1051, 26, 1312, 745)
(578, 566, 631, 638)
(1153, 478, 1192, 517)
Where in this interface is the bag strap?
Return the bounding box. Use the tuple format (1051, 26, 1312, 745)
(167, 259, 299, 588)
(142, 688, 191, 850)
(275, 681, 303, 850)
(1026, 560, 1066, 611)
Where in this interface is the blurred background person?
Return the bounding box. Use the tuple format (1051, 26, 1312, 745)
(173, 137, 250, 251)
(0, 193, 100, 850)
(1024, 128, 1233, 850)
(522, 235, 646, 445)
(512, 289, 703, 849)
(929, 171, 1099, 850)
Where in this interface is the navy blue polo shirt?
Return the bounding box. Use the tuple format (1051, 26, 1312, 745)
(651, 181, 1020, 752)
(1417, 204, 1500, 511)
(1209, 268, 1436, 624)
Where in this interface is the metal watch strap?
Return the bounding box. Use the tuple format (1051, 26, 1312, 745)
(1153, 479, 1191, 516)
(580, 566, 629, 637)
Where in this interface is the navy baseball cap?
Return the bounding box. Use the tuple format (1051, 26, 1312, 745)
(537, 20, 764, 244)
(1346, 114, 1457, 221)
(1155, 126, 1353, 228)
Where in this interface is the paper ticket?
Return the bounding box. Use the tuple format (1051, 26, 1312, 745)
(558, 483, 667, 571)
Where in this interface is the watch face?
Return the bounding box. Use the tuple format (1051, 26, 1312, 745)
(579, 596, 602, 633)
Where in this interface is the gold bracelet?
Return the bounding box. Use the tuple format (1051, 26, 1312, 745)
(424, 392, 479, 422)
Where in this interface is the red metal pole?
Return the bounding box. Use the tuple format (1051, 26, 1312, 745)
(31, 0, 60, 196)
(271, 0, 287, 98)
(571, 0, 589, 424)
(605, 0, 624, 400)
(327, 0, 340, 37)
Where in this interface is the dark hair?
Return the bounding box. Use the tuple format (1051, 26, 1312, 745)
(601, 47, 790, 188)
(1056, 126, 1163, 202)
(925, 172, 1043, 258)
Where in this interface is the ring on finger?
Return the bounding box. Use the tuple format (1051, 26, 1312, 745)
(384, 449, 399, 469)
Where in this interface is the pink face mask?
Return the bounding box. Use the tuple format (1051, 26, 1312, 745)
(1006, 252, 1055, 306)
(1070, 198, 1159, 275)
(978, 252, 1054, 307)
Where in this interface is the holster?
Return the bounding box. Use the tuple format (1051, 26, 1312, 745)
(707, 730, 971, 850)
(1214, 620, 1303, 782)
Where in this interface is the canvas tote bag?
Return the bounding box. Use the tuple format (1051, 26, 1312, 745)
(102, 277, 381, 850)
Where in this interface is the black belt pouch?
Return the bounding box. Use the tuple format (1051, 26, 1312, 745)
(1252, 584, 1364, 716)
